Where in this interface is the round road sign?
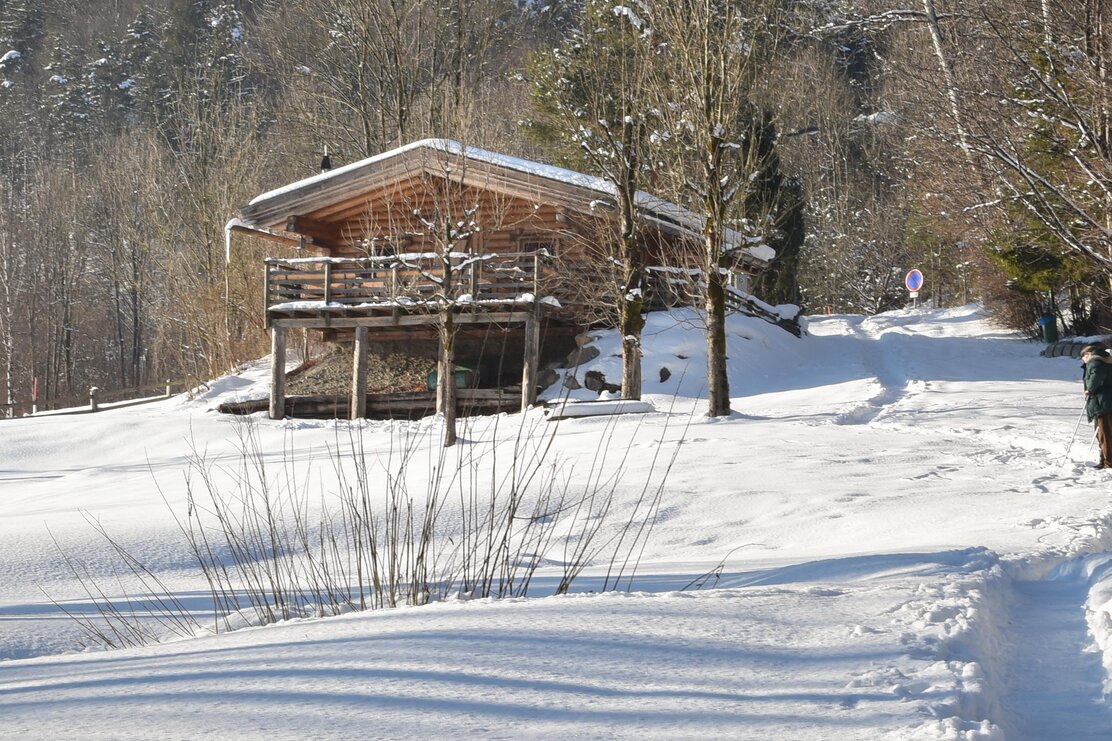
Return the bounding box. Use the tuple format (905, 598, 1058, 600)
(905, 269, 924, 292)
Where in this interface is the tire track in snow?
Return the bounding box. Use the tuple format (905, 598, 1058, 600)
(829, 316, 920, 426)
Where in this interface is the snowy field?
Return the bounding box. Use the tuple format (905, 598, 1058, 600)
(3, 305, 1112, 739)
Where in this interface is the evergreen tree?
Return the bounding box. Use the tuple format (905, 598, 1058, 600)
(43, 36, 94, 155)
(195, 1, 248, 99)
(84, 41, 128, 131)
(0, 0, 47, 72)
(746, 110, 805, 307)
(120, 8, 167, 124)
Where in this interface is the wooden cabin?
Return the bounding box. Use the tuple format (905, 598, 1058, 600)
(227, 139, 776, 420)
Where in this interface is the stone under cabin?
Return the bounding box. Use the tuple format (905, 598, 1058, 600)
(223, 139, 786, 420)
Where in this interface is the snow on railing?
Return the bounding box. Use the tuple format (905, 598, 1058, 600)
(642, 265, 802, 336)
(264, 251, 554, 320)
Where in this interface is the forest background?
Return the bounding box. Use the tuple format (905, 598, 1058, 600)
(1, 0, 1108, 413)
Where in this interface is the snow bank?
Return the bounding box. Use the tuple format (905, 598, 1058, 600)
(845, 549, 1008, 740)
(1082, 556, 1112, 695)
(542, 307, 807, 403)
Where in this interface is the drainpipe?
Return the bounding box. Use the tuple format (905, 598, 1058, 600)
(223, 218, 309, 345)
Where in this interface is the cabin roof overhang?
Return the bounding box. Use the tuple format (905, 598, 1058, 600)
(237, 138, 775, 269)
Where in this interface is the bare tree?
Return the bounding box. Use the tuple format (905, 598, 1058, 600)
(260, 0, 518, 160)
(527, 0, 660, 399)
(652, 0, 785, 417)
(350, 146, 536, 446)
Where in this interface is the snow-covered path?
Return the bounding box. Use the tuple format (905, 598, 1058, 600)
(4, 305, 1112, 738)
(1001, 575, 1112, 739)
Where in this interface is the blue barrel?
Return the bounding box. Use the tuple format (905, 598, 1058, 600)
(1037, 314, 1059, 343)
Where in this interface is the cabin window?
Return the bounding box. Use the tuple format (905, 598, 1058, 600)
(517, 237, 557, 255)
(731, 271, 751, 294)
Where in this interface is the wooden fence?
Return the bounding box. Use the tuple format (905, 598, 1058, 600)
(2, 380, 185, 420)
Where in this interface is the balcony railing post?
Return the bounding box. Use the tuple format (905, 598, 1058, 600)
(323, 261, 333, 305)
(263, 260, 272, 329)
(532, 253, 540, 296)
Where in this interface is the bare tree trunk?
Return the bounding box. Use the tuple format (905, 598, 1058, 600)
(619, 167, 644, 400)
(130, 248, 143, 386)
(438, 309, 457, 447)
(705, 241, 730, 417)
(922, 0, 973, 162)
(437, 246, 458, 447)
(110, 236, 127, 387)
(0, 191, 15, 416)
(702, 128, 731, 418)
(620, 297, 644, 399)
(1, 263, 13, 417)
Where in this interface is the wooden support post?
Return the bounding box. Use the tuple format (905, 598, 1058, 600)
(323, 261, 333, 329)
(270, 326, 287, 420)
(521, 305, 541, 412)
(351, 325, 368, 420)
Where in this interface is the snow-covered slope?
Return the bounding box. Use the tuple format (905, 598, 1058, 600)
(2, 305, 1112, 739)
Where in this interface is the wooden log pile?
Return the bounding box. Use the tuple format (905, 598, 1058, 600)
(220, 388, 521, 420)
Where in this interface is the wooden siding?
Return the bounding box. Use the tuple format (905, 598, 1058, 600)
(242, 143, 771, 334)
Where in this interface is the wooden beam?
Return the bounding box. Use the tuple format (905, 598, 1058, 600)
(310, 173, 425, 222)
(270, 326, 287, 420)
(228, 223, 306, 248)
(286, 215, 343, 252)
(521, 304, 541, 412)
(351, 326, 368, 420)
(220, 388, 523, 419)
(270, 310, 531, 329)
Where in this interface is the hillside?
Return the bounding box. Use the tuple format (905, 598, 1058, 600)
(2, 305, 1111, 739)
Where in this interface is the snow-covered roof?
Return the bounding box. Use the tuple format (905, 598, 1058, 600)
(242, 138, 775, 265)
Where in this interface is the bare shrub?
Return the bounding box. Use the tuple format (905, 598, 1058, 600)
(55, 410, 685, 647)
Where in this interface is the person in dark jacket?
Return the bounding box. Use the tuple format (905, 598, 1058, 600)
(1082, 344, 1112, 468)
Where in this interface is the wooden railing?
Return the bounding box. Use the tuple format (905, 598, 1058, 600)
(643, 265, 802, 336)
(261, 254, 800, 335)
(265, 251, 554, 322)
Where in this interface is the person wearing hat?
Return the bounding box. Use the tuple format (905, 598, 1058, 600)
(1082, 343, 1112, 468)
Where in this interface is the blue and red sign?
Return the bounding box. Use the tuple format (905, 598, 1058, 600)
(905, 269, 924, 292)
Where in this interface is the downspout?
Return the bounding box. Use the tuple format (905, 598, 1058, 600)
(223, 218, 308, 343)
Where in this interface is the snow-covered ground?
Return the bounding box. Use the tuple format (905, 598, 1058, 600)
(3, 305, 1112, 739)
